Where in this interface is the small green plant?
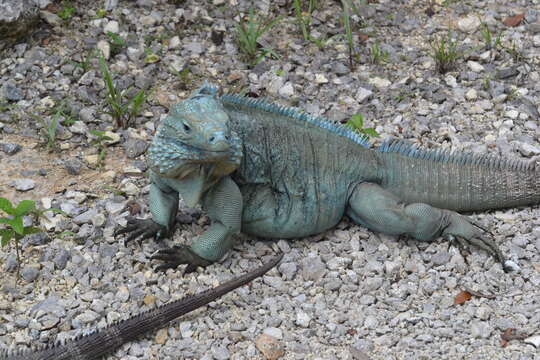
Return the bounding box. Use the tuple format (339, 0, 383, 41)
(0, 198, 60, 278)
(345, 113, 379, 137)
(341, 0, 355, 70)
(30, 102, 72, 151)
(235, 9, 282, 66)
(88, 129, 113, 168)
(293, 0, 318, 41)
(98, 55, 147, 128)
(430, 33, 460, 74)
(369, 42, 389, 64)
(107, 32, 127, 57)
(480, 23, 502, 50)
(96, 8, 107, 18)
(58, 0, 76, 20)
(69, 50, 96, 72)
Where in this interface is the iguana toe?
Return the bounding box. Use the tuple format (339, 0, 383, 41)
(150, 244, 213, 273)
(115, 218, 171, 244)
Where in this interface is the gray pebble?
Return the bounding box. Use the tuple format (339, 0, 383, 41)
(64, 159, 84, 175)
(21, 265, 40, 282)
(53, 249, 71, 270)
(278, 262, 297, 280)
(1, 81, 23, 101)
(123, 138, 148, 158)
(9, 178, 35, 191)
(470, 321, 491, 339)
(211, 345, 229, 360)
(0, 143, 22, 155)
(301, 256, 326, 281)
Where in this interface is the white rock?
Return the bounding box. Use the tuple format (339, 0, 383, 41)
(524, 335, 540, 348)
(103, 131, 121, 145)
(169, 35, 181, 49)
(368, 77, 391, 89)
(296, 311, 311, 328)
(121, 182, 139, 196)
(465, 88, 477, 101)
(505, 109, 519, 119)
(356, 87, 373, 103)
(69, 121, 88, 135)
(467, 60, 484, 72)
(519, 142, 540, 156)
(278, 82, 295, 98)
(103, 20, 119, 34)
(458, 15, 481, 33)
(504, 260, 520, 272)
(315, 74, 328, 84)
(533, 34, 540, 47)
(96, 40, 111, 59)
(41, 197, 52, 209)
(263, 327, 283, 339)
(444, 75, 457, 87)
(127, 47, 142, 61)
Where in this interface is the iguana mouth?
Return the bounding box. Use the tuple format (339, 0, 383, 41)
(162, 135, 231, 157)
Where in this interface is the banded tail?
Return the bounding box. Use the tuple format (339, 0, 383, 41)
(1, 254, 283, 360)
(378, 139, 540, 211)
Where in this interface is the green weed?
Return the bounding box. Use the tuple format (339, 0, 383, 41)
(69, 50, 96, 72)
(235, 9, 282, 66)
(107, 32, 127, 57)
(480, 23, 502, 50)
(0, 197, 61, 279)
(58, 0, 76, 20)
(98, 55, 147, 129)
(345, 113, 379, 137)
(430, 33, 460, 74)
(341, 0, 355, 70)
(369, 42, 389, 64)
(293, 0, 318, 41)
(88, 129, 113, 168)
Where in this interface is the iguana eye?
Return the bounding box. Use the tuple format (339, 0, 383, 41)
(183, 123, 191, 133)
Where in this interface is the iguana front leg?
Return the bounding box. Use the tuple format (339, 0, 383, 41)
(346, 182, 505, 266)
(151, 176, 243, 272)
(115, 172, 179, 242)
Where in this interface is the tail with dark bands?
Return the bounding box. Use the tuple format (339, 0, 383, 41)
(1, 254, 283, 360)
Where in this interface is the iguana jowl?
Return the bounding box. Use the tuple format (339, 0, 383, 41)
(0, 254, 282, 360)
(118, 84, 539, 270)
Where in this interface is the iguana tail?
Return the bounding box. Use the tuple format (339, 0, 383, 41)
(377, 139, 540, 211)
(1, 254, 283, 360)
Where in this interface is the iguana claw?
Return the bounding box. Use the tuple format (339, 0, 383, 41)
(150, 244, 212, 273)
(115, 218, 172, 244)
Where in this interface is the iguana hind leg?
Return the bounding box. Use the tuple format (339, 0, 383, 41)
(346, 182, 504, 264)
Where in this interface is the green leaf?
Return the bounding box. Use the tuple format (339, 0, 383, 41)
(14, 200, 36, 216)
(23, 226, 43, 235)
(361, 128, 380, 137)
(0, 228, 14, 247)
(89, 129, 106, 137)
(0, 217, 10, 224)
(8, 216, 24, 235)
(351, 113, 364, 128)
(0, 197, 15, 215)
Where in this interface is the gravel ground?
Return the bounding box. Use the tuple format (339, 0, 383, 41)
(1, 0, 540, 359)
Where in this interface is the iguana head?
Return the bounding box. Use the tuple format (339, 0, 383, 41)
(148, 85, 242, 179)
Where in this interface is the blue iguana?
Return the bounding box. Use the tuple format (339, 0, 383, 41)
(0, 254, 282, 360)
(117, 84, 539, 271)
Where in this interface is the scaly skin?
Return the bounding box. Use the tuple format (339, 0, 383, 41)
(118, 84, 539, 271)
(0, 254, 283, 360)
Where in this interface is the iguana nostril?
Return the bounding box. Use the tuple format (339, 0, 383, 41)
(209, 136, 215, 143)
